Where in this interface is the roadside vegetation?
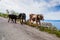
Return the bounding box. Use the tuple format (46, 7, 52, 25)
(0, 12, 60, 38)
(25, 20, 60, 38)
(0, 13, 8, 18)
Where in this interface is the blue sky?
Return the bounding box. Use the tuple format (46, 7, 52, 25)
(0, 0, 60, 20)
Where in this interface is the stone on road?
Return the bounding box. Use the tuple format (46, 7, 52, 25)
(0, 17, 60, 40)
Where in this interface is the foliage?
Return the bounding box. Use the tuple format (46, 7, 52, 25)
(0, 10, 18, 18)
(0, 13, 8, 18)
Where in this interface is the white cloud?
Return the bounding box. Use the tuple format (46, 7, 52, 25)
(0, 0, 60, 20)
(44, 12, 60, 20)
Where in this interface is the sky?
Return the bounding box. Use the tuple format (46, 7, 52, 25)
(0, 0, 60, 20)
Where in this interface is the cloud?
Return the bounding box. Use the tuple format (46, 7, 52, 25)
(44, 11, 60, 20)
(0, 0, 47, 13)
(44, 0, 52, 3)
(47, 4, 60, 12)
(0, 0, 60, 20)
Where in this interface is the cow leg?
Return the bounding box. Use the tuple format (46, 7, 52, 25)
(24, 19, 26, 24)
(21, 18, 24, 24)
(30, 19, 31, 22)
(36, 20, 38, 25)
(25, 19, 26, 23)
(20, 19, 21, 23)
(11, 19, 14, 23)
(20, 19, 22, 24)
(19, 19, 21, 23)
(39, 20, 41, 26)
(25, 19, 26, 22)
(15, 19, 16, 23)
(32, 21, 34, 24)
(8, 18, 10, 22)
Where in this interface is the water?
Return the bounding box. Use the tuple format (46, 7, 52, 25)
(43, 20, 60, 30)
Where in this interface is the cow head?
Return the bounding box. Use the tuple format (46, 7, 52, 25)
(37, 14, 44, 20)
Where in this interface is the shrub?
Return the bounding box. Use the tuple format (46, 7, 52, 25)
(0, 13, 8, 18)
(35, 26, 60, 37)
(54, 30, 60, 37)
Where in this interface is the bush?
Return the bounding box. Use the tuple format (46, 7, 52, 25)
(0, 13, 8, 18)
(54, 30, 60, 37)
(38, 26, 60, 37)
(37, 26, 45, 31)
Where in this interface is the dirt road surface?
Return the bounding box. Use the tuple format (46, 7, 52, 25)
(0, 17, 60, 40)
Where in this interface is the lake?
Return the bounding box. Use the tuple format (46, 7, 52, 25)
(43, 20, 60, 30)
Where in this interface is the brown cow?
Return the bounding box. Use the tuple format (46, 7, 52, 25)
(29, 14, 44, 25)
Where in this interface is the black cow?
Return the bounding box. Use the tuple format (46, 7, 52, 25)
(18, 13, 26, 24)
(8, 14, 18, 23)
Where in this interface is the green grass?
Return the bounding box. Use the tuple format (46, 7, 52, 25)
(0, 13, 8, 18)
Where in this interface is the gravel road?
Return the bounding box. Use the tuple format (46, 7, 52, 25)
(0, 17, 60, 40)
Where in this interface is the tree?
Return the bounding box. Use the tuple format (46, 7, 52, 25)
(6, 10, 9, 14)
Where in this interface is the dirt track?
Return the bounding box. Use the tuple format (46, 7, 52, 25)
(0, 17, 60, 40)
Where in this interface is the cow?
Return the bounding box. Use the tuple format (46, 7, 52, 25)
(8, 14, 18, 23)
(29, 14, 44, 25)
(18, 13, 26, 24)
(6, 10, 18, 23)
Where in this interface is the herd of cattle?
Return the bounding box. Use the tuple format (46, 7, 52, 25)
(8, 13, 26, 24)
(29, 14, 44, 25)
(8, 13, 44, 25)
